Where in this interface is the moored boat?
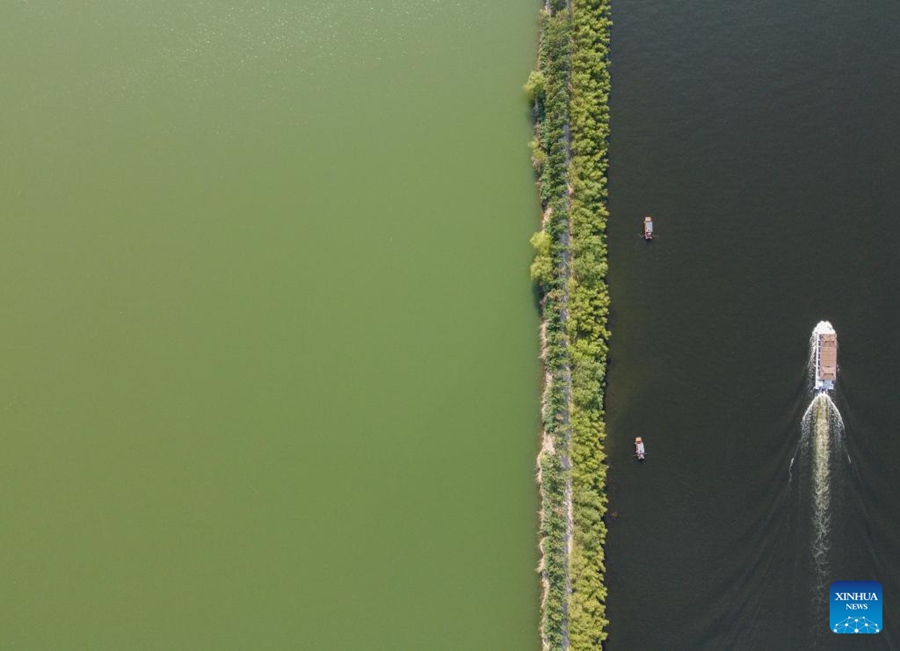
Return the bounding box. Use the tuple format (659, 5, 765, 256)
(643, 216, 653, 240)
(634, 437, 646, 461)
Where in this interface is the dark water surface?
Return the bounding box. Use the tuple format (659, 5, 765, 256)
(606, 1, 900, 649)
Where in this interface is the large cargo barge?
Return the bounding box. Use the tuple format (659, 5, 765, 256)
(813, 321, 837, 393)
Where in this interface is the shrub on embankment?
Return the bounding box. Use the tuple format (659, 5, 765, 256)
(530, 0, 612, 648)
(529, 4, 573, 651)
(566, 0, 612, 646)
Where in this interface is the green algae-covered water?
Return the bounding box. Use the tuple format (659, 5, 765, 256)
(0, 2, 541, 648)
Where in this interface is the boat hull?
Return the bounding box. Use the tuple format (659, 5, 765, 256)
(813, 321, 837, 392)
(634, 437, 646, 461)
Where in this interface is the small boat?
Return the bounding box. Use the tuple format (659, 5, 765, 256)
(643, 216, 653, 240)
(635, 437, 646, 461)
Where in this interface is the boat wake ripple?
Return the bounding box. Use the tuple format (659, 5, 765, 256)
(801, 394, 845, 591)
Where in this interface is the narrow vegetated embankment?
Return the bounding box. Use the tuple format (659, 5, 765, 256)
(528, 0, 611, 649)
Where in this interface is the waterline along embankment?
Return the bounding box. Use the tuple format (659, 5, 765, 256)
(529, 0, 612, 649)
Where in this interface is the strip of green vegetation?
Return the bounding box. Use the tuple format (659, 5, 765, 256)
(529, 0, 611, 648)
(529, 3, 572, 650)
(567, 0, 612, 647)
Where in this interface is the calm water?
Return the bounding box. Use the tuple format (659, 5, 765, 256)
(607, 1, 900, 649)
(0, 2, 541, 648)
